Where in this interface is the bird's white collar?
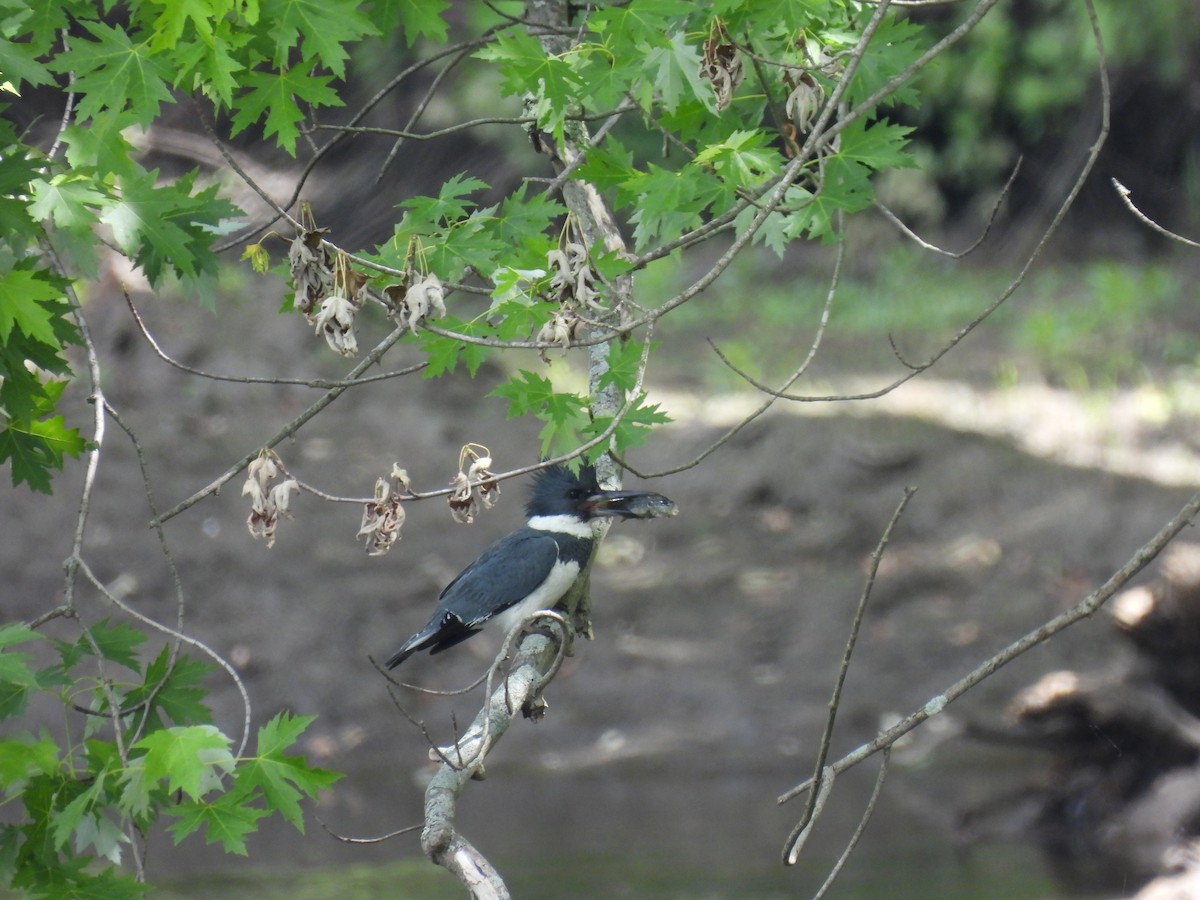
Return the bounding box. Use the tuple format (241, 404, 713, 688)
(527, 514, 594, 539)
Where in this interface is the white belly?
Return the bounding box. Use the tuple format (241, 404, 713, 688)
(493, 559, 581, 635)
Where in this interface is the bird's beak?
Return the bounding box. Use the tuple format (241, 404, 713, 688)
(584, 490, 679, 520)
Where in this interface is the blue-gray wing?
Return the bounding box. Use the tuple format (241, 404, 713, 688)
(385, 529, 560, 667)
(437, 529, 562, 626)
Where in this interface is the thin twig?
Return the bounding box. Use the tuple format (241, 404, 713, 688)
(783, 488, 915, 864)
(875, 157, 1023, 258)
(74, 556, 255, 758)
(123, 288, 427, 387)
(619, 224, 847, 480)
(151, 323, 410, 525)
(1112, 178, 1200, 248)
(376, 43, 475, 181)
(213, 34, 503, 252)
(811, 749, 891, 897)
(315, 814, 422, 844)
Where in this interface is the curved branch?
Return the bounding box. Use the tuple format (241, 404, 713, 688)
(151, 323, 410, 525)
(620, 226, 847, 479)
(777, 487, 1200, 807)
(123, 288, 428, 387)
(875, 156, 1022, 258)
(1112, 178, 1200, 248)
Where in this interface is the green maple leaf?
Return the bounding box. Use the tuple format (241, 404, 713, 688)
(80, 619, 147, 672)
(17, 0, 73, 55)
(0, 733, 58, 789)
(836, 119, 915, 171)
(130, 725, 234, 802)
(262, 0, 379, 77)
(476, 30, 585, 138)
(29, 174, 107, 231)
(146, 0, 221, 51)
(231, 65, 343, 154)
(0, 354, 86, 493)
(490, 372, 589, 457)
(229, 713, 341, 832)
(100, 167, 241, 282)
(399, 173, 489, 226)
(623, 163, 722, 248)
(174, 34, 246, 107)
(693, 129, 782, 190)
(643, 32, 714, 114)
(574, 139, 637, 191)
(52, 20, 174, 125)
(0, 33, 54, 91)
(496, 188, 565, 249)
(734, 203, 789, 258)
(0, 152, 42, 243)
(168, 797, 270, 855)
(124, 649, 213, 729)
(386, 0, 450, 46)
(490, 369, 552, 417)
(0, 625, 43, 719)
(0, 266, 65, 347)
(62, 108, 141, 177)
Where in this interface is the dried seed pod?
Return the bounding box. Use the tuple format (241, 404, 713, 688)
(242, 451, 297, 548)
(448, 470, 478, 524)
(288, 227, 333, 315)
(784, 70, 824, 134)
(467, 456, 500, 510)
(536, 308, 581, 361)
(699, 19, 743, 112)
(358, 470, 408, 557)
(312, 293, 359, 357)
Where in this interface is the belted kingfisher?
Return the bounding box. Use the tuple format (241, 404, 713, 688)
(385, 464, 676, 668)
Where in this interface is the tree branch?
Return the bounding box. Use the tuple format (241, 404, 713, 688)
(778, 487, 1200, 807)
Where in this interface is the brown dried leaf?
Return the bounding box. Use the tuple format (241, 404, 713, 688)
(784, 71, 823, 133)
(698, 19, 743, 112)
(288, 228, 333, 315)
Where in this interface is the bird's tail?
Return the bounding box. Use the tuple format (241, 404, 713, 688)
(384, 632, 429, 669)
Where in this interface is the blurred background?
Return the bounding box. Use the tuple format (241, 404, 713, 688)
(8, 1, 1200, 897)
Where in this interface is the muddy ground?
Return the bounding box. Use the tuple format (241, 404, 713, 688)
(7, 284, 1197, 896)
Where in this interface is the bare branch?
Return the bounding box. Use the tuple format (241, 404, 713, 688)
(123, 288, 428, 387)
(783, 487, 915, 864)
(420, 627, 567, 897)
(315, 815, 422, 845)
(74, 555, 255, 758)
(376, 43, 475, 181)
(811, 749, 891, 898)
(151, 323, 410, 526)
(620, 227, 846, 479)
(875, 157, 1023, 258)
(778, 487, 1200, 806)
(1112, 178, 1200, 248)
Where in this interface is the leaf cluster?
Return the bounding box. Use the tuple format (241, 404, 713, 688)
(0, 623, 340, 893)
